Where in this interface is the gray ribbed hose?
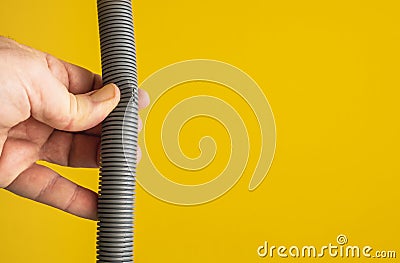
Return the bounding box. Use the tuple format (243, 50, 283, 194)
(97, 0, 138, 262)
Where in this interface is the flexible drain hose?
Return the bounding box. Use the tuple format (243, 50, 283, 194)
(97, 0, 138, 262)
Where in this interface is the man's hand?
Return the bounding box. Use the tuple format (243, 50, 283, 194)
(0, 36, 149, 220)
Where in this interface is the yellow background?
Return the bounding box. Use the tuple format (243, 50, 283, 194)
(1, 0, 400, 262)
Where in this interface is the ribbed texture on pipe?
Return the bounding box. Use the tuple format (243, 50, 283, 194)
(97, 0, 138, 262)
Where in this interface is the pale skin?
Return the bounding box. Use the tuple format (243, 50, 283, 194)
(0, 36, 149, 220)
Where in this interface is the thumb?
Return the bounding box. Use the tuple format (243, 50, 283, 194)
(0, 129, 7, 157)
(32, 83, 120, 131)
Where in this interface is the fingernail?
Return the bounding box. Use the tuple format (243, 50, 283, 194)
(91, 84, 117, 102)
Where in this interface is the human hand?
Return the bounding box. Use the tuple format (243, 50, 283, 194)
(0, 36, 149, 220)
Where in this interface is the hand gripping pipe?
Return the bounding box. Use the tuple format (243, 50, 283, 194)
(97, 0, 138, 262)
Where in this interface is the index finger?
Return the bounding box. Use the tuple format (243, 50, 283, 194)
(44, 52, 103, 95)
(60, 59, 103, 94)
